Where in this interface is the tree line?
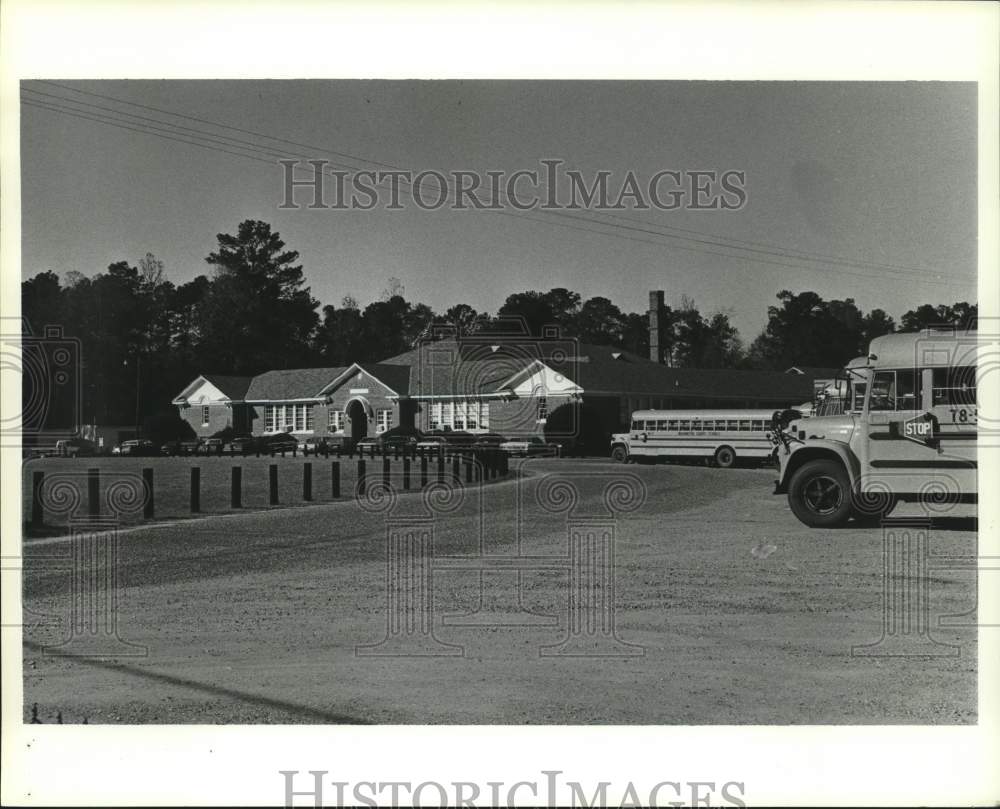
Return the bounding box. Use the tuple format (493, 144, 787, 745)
(21, 219, 977, 428)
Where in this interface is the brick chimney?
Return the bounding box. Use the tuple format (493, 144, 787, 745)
(649, 290, 665, 363)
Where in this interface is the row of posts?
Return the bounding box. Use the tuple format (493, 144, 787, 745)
(29, 450, 510, 527)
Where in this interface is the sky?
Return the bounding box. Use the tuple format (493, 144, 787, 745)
(19, 80, 977, 340)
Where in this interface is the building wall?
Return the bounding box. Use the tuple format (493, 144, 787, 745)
(248, 391, 404, 438)
(178, 403, 243, 437)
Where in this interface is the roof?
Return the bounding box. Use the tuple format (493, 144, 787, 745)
(867, 330, 981, 369)
(382, 339, 813, 402)
(245, 367, 349, 401)
(201, 374, 253, 400)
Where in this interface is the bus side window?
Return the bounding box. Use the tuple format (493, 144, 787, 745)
(896, 369, 918, 410)
(667, 420, 679, 430)
(726, 419, 738, 430)
(631, 419, 642, 431)
(738, 419, 751, 431)
(679, 420, 691, 430)
(703, 420, 715, 431)
(752, 420, 764, 431)
(656, 419, 669, 430)
(691, 420, 701, 431)
(933, 366, 977, 406)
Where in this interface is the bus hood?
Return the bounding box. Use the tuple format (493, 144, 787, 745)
(786, 414, 856, 443)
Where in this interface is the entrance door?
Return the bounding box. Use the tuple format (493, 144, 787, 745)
(347, 400, 368, 444)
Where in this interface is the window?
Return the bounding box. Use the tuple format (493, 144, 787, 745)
(851, 383, 867, 412)
(265, 406, 276, 432)
(328, 410, 345, 433)
(667, 420, 679, 431)
(932, 366, 976, 406)
(726, 420, 739, 431)
(655, 419, 668, 430)
(869, 370, 919, 411)
(202, 406, 210, 426)
(739, 419, 751, 431)
(480, 402, 490, 429)
(376, 409, 392, 434)
(454, 401, 466, 430)
(631, 419, 642, 431)
(466, 401, 478, 430)
(537, 396, 548, 423)
(305, 405, 314, 431)
(430, 402, 442, 431)
(752, 420, 765, 432)
(691, 420, 702, 431)
(679, 420, 691, 431)
(442, 401, 452, 427)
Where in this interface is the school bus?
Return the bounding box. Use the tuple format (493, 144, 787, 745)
(611, 409, 786, 467)
(771, 330, 978, 527)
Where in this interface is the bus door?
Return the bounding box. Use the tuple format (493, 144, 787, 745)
(862, 368, 939, 495)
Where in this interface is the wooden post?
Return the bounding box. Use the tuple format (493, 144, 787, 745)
(420, 455, 428, 488)
(87, 467, 100, 517)
(303, 462, 313, 501)
(331, 461, 340, 498)
(231, 466, 242, 508)
(382, 454, 390, 488)
(453, 456, 461, 484)
(269, 464, 279, 505)
(142, 467, 154, 519)
(403, 457, 411, 490)
(357, 459, 366, 497)
(31, 471, 44, 528)
(190, 467, 200, 513)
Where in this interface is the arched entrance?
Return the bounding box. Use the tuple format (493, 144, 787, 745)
(347, 399, 369, 444)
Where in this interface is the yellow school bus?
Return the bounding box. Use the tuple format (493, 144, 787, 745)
(771, 330, 978, 527)
(611, 409, 784, 467)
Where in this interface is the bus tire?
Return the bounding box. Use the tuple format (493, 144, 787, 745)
(787, 459, 853, 528)
(713, 446, 736, 468)
(611, 445, 629, 463)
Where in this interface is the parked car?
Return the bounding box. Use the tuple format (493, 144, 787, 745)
(258, 432, 298, 453)
(222, 436, 257, 455)
(471, 432, 507, 449)
(197, 438, 225, 455)
(297, 436, 331, 455)
(500, 436, 559, 457)
(356, 426, 424, 452)
(160, 440, 183, 456)
(53, 437, 99, 457)
(179, 439, 202, 456)
(118, 439, 158, 457)
(415, 434, 449, 451)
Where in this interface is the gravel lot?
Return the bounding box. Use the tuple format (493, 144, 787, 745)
(21, 458, 977, 724)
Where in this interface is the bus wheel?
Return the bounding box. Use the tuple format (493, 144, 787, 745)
(611, 445, 629, 463)
(787, 459, 853, 528)
(714, 446, 736, 468)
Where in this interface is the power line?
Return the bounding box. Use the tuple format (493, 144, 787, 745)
(32, 80, 967, 283)
(21, 87, 973, 288)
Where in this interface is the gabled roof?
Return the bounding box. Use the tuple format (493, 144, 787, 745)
(172, 373, 253, 404)
(201, 374, 253, 400)
(245, 367, 349, 401)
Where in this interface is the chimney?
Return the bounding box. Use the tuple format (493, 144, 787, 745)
(649, 290, 664, 363)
